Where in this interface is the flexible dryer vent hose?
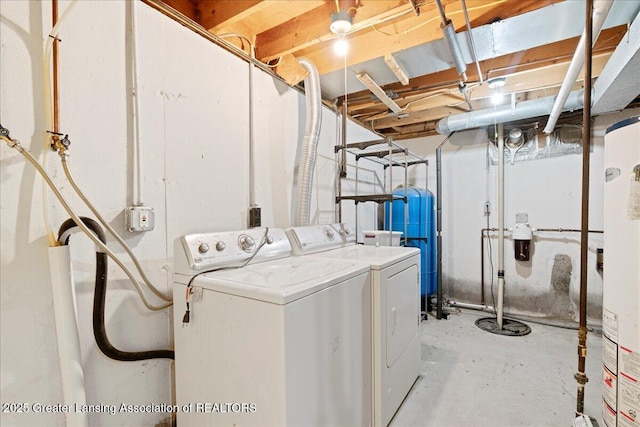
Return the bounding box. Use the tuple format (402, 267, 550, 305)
(294, 58, 322, 226)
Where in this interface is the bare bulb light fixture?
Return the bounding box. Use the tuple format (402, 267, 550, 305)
(488, 77, 506, 105)
(330, 10, 352, 35)
(330, 10, 352, 57)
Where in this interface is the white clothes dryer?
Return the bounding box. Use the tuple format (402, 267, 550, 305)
(173, 227, 372, 427)
(286, 224, 421, 427)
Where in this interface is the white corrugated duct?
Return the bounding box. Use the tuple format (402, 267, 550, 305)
(436, 90, 585, 134)
(294, 58, 323, 226)
(543, 0, 615, 134)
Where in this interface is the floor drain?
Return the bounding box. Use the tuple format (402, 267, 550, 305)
(475, 317, 532, 336)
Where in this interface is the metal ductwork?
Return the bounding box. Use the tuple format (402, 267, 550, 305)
(294, 58, 322, 226)
(543, 0, 614, 134)
(436, 90, 585, 134)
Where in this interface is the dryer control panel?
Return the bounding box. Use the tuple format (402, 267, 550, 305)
(286, 223, 355, 255)
(174, 228, 291, 275)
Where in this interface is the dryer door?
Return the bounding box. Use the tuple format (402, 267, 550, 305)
(386, 263, 420, 367)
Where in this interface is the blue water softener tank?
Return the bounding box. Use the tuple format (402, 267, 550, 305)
(384, 187, 436, 298)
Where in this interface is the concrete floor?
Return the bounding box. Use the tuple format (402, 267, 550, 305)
(391, 309, 603, 427)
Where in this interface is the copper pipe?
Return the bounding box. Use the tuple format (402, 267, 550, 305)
(52, 0, 60, 136)
(576, 0, 594, 416)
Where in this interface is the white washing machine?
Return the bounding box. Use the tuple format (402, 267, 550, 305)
(286, 223, 421, 427)
(173, 227, 372, 427)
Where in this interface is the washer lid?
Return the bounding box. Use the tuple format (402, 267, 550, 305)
(300, 245, 419, 270)
(192, 256, 369, 304)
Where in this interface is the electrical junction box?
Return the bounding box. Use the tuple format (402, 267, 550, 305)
(125, 206, 154, 232)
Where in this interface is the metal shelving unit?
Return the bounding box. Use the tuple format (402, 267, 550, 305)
(335, 137, 428, 244)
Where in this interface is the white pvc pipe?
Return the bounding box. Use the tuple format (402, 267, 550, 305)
(130, 0, 144, 206)
(543, 0, 614, 134)
(497, 123, 505, 329)
(249, 44, 256, 208)
(48, 246, 89, 427)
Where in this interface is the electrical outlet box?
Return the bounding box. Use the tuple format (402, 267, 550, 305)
(125, 206, 155, 232)
(249, 206, 261, 228)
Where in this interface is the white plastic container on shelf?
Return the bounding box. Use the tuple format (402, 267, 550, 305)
(363, 230, 402, 247)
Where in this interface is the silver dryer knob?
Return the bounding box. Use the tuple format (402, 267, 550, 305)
(215, 241, 226, 251)
(198, 243, 210, 254)
(324, 228, 335, 239)
(238, 235, 256, 252)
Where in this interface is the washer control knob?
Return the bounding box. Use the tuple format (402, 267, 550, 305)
(339, 227, 352, 235)
(215, 241, 226, 251)
(198, 243, 210, 254)
(238, 235, 256, 252)
(324, 228, 335, 239)
(266, 235, 274, 244)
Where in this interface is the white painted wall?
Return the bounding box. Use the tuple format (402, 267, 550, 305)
(400, 108, 640, 323)
(0, 1, 378, 426)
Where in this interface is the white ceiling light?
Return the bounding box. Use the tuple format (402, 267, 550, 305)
(491, 92, 505, 105)
(330, 11, 352, 35)
(487, 77, 506, 89)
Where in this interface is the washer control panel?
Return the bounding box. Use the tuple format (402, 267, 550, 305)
(174, 228, 291, 273)
(286, 223, 355, 255)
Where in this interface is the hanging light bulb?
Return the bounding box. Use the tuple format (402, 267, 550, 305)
(334, 35, 349, 56)
(491, 92, 504, 105)
(330, 10, 352, 57)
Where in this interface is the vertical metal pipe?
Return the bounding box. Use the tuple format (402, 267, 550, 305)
(480, 229, 485, 306)
(576, 0, 593, 416)
(338, 97, 347, 223)
(496, 123, 505, 329)
(460, 0, 483, 84)
(435, 0, 447, 22)
(52, 0, 60, 135)
(436, 146, 443, 319)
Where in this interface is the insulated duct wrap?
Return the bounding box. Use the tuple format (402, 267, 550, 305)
(441, 20, 467, 81)
(436, 90, 585, 134)
(295, 58, 322, 226)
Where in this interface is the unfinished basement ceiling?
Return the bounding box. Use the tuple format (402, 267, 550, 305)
(153, 0, 640, 140)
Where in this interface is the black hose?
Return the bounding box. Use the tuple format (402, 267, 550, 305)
(57, 217, 174, 361)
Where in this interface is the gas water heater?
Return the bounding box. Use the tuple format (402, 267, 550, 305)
(601, 116, 640, 427)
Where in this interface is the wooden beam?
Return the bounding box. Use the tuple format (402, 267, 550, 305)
(198, 0, 269, 32)
(295, 0, 561, 76)
(161, 0, 198, 21)
(342, 24, 626, 106)
(255, 0, 456, 63)
(349, 50, 613, 119)
(384, 53, 410, 85)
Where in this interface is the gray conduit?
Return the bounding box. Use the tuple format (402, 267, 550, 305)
(295, 58, 322, 226)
